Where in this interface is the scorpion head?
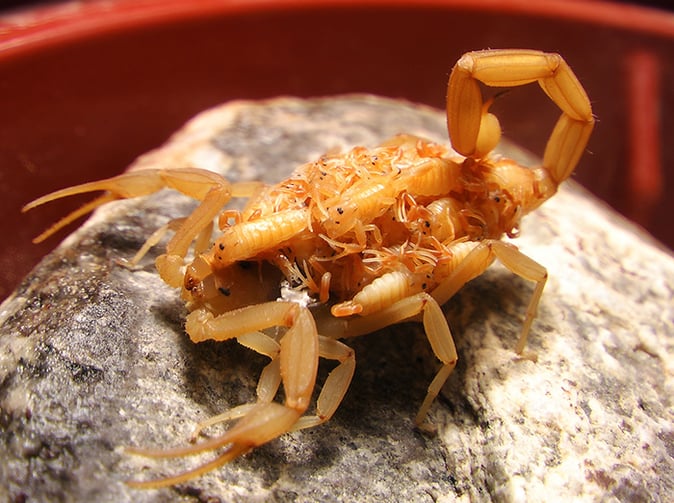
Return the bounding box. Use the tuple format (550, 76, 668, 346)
(184, 255, 282, 312)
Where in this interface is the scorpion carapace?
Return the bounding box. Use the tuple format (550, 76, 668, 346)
(24, 49, 594, 487)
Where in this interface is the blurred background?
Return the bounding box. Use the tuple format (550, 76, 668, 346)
(1, 0, 673, 301)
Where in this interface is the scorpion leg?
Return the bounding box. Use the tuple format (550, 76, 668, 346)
(291, 335, 356, 431)
(189, 331, 282, 441)
(187, 331, 354, 441)
(406, 293, 459, 427)
(323, 291, 457, 427)
(430, 239, 547, 356)
(126, 301, 319, 488)
(120, 217, 211, 268)
(185, 310, 355, 435)
(403, 240, 547, 423)
(447, 49, 594, 182)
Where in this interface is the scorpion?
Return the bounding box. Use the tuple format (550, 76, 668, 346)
(24, 49, 594, 487)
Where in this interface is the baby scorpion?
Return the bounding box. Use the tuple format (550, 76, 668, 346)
(24, 49, 594, 487)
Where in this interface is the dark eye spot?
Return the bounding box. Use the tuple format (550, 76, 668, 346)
(218, 243, 225, 251)
(336, 207, 344, 215)
(218, 287, 231, 296)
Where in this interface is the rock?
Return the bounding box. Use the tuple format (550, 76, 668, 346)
(1, 96, 672, 503)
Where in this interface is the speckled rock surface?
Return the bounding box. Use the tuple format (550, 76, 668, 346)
(1, 96, 672, 503)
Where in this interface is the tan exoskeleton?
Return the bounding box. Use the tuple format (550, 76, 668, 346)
(24, 49, 594, 487)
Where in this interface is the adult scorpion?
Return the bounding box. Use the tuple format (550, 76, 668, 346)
(24, 49, 594, 487)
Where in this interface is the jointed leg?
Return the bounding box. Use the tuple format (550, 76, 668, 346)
(118, 217, 214, 269)
(414, 293, 458, 426)
(126, 302, 319, 488)
(430, 239, 548, 355)
(292, 336, 356, 431)
(189, 331, 282, 441)
(319, 292, 457, 426)
(488, 242, 548, 354)
(188, 332, 355, 441)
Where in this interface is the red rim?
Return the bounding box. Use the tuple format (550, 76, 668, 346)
(1, 0, 673, 60)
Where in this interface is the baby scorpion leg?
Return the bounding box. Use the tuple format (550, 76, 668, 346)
(126, 301, 319, 488)
(447, 49, 594, 183)
(431, 240, 547, 355)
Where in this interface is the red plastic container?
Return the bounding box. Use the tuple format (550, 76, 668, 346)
(2, 0, 673, 300)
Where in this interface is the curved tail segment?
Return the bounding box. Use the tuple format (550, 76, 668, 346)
(447, 49, 595, 186)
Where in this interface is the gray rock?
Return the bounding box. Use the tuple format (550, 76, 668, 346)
(1, 96, 672, 503)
